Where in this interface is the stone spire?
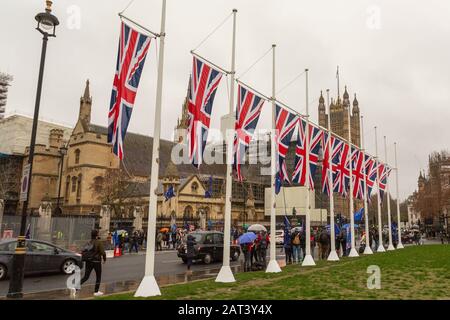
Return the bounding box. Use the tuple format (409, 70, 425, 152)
(79, 79, 92, 125)
(352, 93, 359, 113)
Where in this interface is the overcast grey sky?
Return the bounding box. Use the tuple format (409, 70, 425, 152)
(1, 0, 450, 200)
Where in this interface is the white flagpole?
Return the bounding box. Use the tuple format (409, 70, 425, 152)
(327, 89, 339, 261)
(348, 93, 359, 258)
(375, 126, 385, 252)
(361, 116, 373, 254)
(266, 44, 282, 273)
(394, 142, 404, 249)
(302, 69, 315, 266)
(135, 0, 166, 297)
(384, 136, 395, 251)
(216, 8, 237, 283)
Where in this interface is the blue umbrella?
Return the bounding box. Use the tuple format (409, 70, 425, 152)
(342, 223, 359, 229)
(325, 224, 341, 235)
(238, 232, 257, 245)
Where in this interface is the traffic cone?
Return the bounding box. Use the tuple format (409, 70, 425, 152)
(114, 246, 121, 257)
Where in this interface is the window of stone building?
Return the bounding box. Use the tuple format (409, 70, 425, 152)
(93, 176, 104, 193)
(71, 176, 77, 192)
(77, 174, 82, 200)
(75, 149, 80, 164)
(191, 182, 198, 193)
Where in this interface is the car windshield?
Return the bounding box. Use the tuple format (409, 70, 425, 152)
(0, 241, 16, 252)
(186, 233, 203, 243)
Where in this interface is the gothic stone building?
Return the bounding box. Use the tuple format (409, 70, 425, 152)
(3, 80, 269, 232)
(317, 86, 363, 220)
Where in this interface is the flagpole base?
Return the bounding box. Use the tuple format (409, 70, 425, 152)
(215, 266, 235, 283)
(349, 248, 359, 257)
(377, 245, 386, 253)
(266, 259, 282, 273)
(327, 250, 340, 261)
(363, 246, 373, 255)
(397, 242, 404, 249)
(387, 244, 395, 251)
(134, 275, 161, 298)
(301, 254, 316, 266)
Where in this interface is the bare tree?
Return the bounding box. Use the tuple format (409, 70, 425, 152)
(0, 155, 22, 200)
(89, 168, 142, 218)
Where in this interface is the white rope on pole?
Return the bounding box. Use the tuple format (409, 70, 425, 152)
(192, 12, 233, 53)
(236, 47, 273, 81)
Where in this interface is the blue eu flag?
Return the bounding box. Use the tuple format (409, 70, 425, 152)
(164, 185, 175, 202)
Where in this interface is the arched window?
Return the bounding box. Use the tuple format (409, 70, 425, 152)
(75, 149, 81, 164)
(71, 176, 77, 192)
(93, 176, 104, 193)
(77, 174, 82, 200)
(191, 182, 198, 193)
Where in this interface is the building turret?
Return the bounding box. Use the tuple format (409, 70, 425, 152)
(318, 91, 327, 127)
(79, 79, 92, 125)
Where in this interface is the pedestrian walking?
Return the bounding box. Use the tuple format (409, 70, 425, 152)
(186, 234, 196, 271)
(78, 229, 106, 297)
(130, 231, 139, 253)
(156, 232, 163, 251)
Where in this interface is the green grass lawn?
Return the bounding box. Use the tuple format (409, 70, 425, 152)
(99, 245, 450, 300)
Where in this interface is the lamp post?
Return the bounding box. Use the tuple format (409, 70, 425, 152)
(54, 145, 67, 216)
(7, 0, 59, 299)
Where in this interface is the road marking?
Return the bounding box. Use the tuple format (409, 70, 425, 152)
(162, 260, 182, 263)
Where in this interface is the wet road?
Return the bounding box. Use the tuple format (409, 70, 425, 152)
(0, 249, 287, 297)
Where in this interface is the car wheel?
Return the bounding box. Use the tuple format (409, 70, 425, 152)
(231, 251, 240, 261)
(0, 264, 7, 281)
(203, 253, 212, 264)
(61, 259, 77, 275)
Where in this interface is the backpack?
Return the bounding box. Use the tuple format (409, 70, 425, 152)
(81, 240, 97, 262)
(292, 234, 300, 245)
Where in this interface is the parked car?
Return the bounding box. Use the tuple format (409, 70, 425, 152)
(275, 230, 284, 245)
(177, 231, 240, 264)
(0, 239, 83, 281)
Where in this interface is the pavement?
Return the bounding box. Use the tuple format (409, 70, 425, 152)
(0, 248, 287, 300)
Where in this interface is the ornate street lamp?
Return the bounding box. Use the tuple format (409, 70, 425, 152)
(7, 1, 59, 299)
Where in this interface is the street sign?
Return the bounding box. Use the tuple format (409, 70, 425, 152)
(20, 164, 31, 202)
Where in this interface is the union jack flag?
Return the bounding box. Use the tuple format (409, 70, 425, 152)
(351, 147, 366, 200)
(275, 105, 298, 185)
(187, 57, 224, 167)
(321, 133, 342, 196)
(365, 155, 377, 199)
(108, 22, 151, 160)
(378, 162, 392, 200)
(233, 85, 265, 181)
(292, 119, 323, 188)
(333, 138, 350, 196)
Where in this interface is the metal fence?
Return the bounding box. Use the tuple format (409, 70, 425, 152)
(0, 215, 95, 251)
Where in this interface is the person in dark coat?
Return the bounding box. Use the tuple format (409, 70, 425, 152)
(186, 235, 197, 271)
(79, 230, 106, 297)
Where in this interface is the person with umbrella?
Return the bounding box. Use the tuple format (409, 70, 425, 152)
(238, 232, 257, 272)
